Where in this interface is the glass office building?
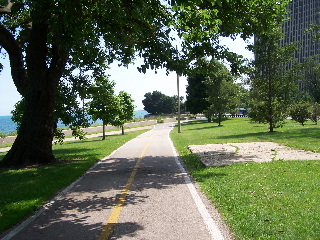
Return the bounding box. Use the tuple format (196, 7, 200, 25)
(281, 0, 320, 62)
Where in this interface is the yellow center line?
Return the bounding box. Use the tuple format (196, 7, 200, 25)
(98, 134, 155, 240)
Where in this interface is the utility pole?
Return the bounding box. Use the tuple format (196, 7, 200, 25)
(176, 46, 181, 133)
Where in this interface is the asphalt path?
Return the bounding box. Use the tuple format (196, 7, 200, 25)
(1, 123, 233, 240)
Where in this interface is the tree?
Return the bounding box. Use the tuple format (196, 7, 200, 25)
(238, 86, 250, 113)
(310, 102, 320, 125)
(142, 91, 175, 115)
(205, 60, 239, 126)
(87, 75, 118, 140)
(172, 95, 186, 113)
(172, 0, 291, 75)
(0, 0, 177, 166)
(159, 95, 176, 115)
(300, 56, 320, 103)
(186, 73, 210, 115)
(142, 91, 165, 115)
(249, 27, 299, 132)
(307, 23, 320, 43)
(0, 0, 291, 167)
(114, 91, 135, 135)
(53, 72, 92, 141)
(11, 74, 92, 144)
(289, 102, 312, 126)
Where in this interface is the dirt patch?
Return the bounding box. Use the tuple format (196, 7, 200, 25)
(188, 142, 320, 167)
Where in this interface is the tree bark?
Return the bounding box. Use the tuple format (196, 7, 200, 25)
(1, 20, 68, 167)
(102, 121, 106, 140)
(217, 113, 222, 126)
(3, 96, 57, 166)
(0, 24, 26, 95)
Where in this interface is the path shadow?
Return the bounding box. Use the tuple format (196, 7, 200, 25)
(111, 222, 144, 239)
(1, 154, 200, 239)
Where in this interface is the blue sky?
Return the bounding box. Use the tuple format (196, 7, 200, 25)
(0, 36, 253, 116)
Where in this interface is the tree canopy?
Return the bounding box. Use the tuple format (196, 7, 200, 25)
(0, 0, 291, 167)
(186, 73, 210, 115)
(114, 91, 135, 135)
(142, 91, 176, 115)
(300, 56, 320, 103)
(87, 74, 118, 140)
(249, 26, 299, 132)
(205, 60, 239, 125)
(87, 75, 135, 139)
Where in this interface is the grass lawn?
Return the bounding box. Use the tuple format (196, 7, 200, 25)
(0, 129, 148, 234)
(171, 118, 320, 240)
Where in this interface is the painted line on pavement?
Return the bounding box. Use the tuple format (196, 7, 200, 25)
(98, 134, 155, 240)
(168, 126, 225, 240)
(0, 130, 153, 240)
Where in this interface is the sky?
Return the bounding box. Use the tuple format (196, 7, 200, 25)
(0, 36, 253, 116)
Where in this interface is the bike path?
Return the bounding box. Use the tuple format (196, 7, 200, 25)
(1, 123, 231, 240)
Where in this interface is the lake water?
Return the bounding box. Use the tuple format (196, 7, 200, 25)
(0, 110, 149, 134)
(0, 115, 17, 134)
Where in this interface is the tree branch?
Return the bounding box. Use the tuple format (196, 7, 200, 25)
(0, 0, 14, 14)
(47, 42, 69, 90)
(0, 23, 26, 96)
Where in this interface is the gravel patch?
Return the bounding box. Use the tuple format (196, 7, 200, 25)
(189, 142, 320, 167)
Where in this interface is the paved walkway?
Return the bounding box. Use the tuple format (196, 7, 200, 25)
(1, 123, 232, 240)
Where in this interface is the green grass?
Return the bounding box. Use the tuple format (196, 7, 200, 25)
(171, 118, 320, 240)
(173, 118, 320, 151)
(0, 143, 12, 148)
(0, 129, 148, 233)
(0, 125, 153, 148)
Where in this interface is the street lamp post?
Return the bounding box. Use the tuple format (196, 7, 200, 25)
(177, 67, 181, 133)
(176, 45, 181, 133)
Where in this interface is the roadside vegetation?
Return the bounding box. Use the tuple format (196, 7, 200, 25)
(171, 118, 320, 240)
(0, 129, 148, 233)
(0, 131, 17, 138)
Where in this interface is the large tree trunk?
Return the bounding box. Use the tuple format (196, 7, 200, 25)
(1, 18, 68, 167)
(2, 91, 56, 166)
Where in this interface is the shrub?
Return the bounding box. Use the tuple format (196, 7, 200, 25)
(310, 103, 320, 125)
(289, 102, 312, 126)
(0, 132, 5, 138)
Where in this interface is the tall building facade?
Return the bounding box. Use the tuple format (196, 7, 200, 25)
(281, 0, 320, 62)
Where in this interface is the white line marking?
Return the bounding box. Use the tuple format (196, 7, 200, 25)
(168, 126, 225, 240)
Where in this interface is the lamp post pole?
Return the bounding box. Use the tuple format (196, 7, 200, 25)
(176, 45, 181, 133)
(177, 64, 181, 133)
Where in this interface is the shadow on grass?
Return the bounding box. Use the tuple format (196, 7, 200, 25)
(193, 171, 228, 183)
(0, 148, 96, 167)
(183, 120, 207, 125)
(0, 153, 5, 162)
(182, 120, 226, 131)
(287, 127, 320, 138)
(182, 152, 228, 176)
(215, 127, 320, 142)
(213, 131, 276, 140)
(63, 135, 121, 144)
(53, 147, 98, 161)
